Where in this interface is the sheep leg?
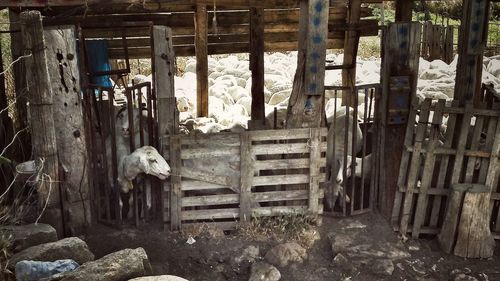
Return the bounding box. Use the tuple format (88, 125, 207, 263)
(120, 191, 131, 220)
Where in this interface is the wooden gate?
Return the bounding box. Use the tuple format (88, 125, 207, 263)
(163, 128, 328, 231)
(392, 98, 500, 239)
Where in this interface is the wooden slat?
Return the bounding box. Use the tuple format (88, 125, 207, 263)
(181, 167, 239, 189)
(251, 142, 327, 155)
(182, 194, 239, 207)
(169, 136, 182, 230)
(181, 147, 240, 159)
(308, 128, 321, 213)
(253, 173, 327, 186)
(254, 158, 310, 170)
(253, 190, 310, 202)
(181, 180, 230, 191)
(239, 132, 253, 221)
(249, 127, 328, 141)
(182, 208, 239, 220)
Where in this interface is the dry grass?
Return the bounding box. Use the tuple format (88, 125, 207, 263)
(0, 230, 13, 280)
(237, 213, 321, 249)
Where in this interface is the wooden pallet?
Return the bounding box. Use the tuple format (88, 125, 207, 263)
(393, 98, 500, 240)
(163, 128, 327, 231)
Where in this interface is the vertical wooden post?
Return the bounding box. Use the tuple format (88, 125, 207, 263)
(239, 132, 252, 221)
(380, 22, 421, 218)
(249, 7, 265, 129)
(44, 26, 91, 235)
(153, 25, 177, 230)
(154, 26, 177, 138)
(341, 0, 361, 106)
(287, 0, 329, 128)
(395, 0, 413, 22)
(195, 4, 209, 117)
(454, 0, 490, 104)
(21, 10, 62, 235)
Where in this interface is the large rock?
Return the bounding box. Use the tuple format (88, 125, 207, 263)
(129, 276, 189, 281)
(0, 224, 57, 253)
(233, 245, 260, 264)
(264, 242, 307, 268)
(9, 237, 94, 268)
(45, 248, 151, 281)
(249, 262, 281, 281)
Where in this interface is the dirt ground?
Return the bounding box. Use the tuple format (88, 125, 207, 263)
(85, 213, 500, 281)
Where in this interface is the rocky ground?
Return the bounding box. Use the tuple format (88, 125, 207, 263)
(82, 212, 500, 281)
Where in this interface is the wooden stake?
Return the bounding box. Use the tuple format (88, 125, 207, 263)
(249, 7, 265, 128)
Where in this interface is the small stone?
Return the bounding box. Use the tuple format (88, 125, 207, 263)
(409, 246, 420, 251)
(264, 243, 307, 268)
(233, 246, 260, 264)
(0, 224, 58, 253)
(342, 220, 367, 230)
(371, 259, 394, 276)
(9, 237, 94, 268)
(330, 234, 355, 253)
(332, 253, 355, 273)
(249, 262, 281, 281)
(451, 269, 463, 276)
(454, 273, 478, 281)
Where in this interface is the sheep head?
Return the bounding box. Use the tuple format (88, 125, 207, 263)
(119, 146, 171, 193)
(116, 107, 149, 138)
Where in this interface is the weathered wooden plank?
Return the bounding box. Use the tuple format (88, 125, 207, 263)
(253, 173, 327, 186)
(181, 132, 240, 146)
(251, 142, 328, 155)
(181, 147, 240, 159)
(182, 208, 239, 220)
(254, 158, 310, 170)
(253, 190, 311, 202)
(181, 167, 239, 189)
(181, 180, 230, 191)
(308, 128, 321, 213)
(249, 127, 328, 141)
(169, 137, 183, 230)
(182, 194, 239, 207)
(240, 132, 253, 221)
(411, 100, 445, 238)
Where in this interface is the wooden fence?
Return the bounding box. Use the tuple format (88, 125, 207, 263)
(392, 98, 500, 240)
(421, 21, 454, 63)
(162, 128, 328, 231)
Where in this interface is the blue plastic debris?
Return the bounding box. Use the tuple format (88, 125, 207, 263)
(15, 259, 79, 281)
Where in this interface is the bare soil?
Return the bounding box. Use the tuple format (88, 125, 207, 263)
(85, 213, 500, 281)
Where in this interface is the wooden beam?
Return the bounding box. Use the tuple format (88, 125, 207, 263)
(0, 0, 385, 8)
(153, 26, 177, 138)
(249, 7, 265, 127)
(381, 22, 421, 219)
(341, 0, 361, 106)
(20, 10, 62, 235)
(395, 0, 413, 22)
(454, 0, 491, 104)
(44, 25, 91, 236)
(195, 4, 208, 117)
